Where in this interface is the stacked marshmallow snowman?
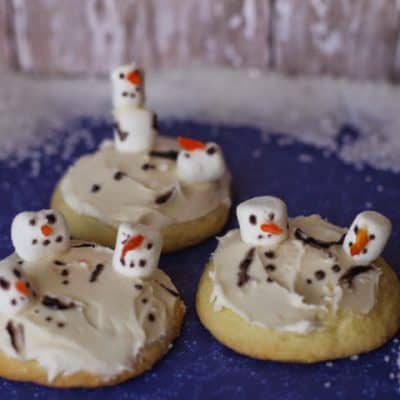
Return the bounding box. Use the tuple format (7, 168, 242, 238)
(236, 196, 391, 265)
(176, 137, 226, 183)
(111, 63, 156, 153)
(113, 223, 162, 279)
(0, 209, 71, 315)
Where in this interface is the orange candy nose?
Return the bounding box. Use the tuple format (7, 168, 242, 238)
(177, 136, 206, 151)
(121, 235, 145, 259)
(260, 223, 284, 235)
(41, 224, 53, 237)
(16, 281, 30, 296)
(350, 228, 369, 256)
(127, 70, 142, 86)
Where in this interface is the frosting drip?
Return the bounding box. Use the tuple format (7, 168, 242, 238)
(0, 243, 180, 381)
(60, 137, 231, 228)
(210, 215, 381, 334)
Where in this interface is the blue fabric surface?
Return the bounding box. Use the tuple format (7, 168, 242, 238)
(0, 119, 399, 399)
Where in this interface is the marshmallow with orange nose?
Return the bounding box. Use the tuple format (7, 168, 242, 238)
(11, 210, 70, 263)
(111, 63, 156, 153)
(237, 196, 289, 247)
(111, 62, 145, 108)
(0, 260, 34, 314)
(343, 211, 391, 265)
(176, 137, 226, 183)
(113, 223, 162, 278)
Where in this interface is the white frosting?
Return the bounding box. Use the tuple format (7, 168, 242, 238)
(0, 243, 180, 382)
(11, 210, 70, 262)
(210, 214, 382, 334)
(60, 136, 231, 229)
(176, 140, 226, 183)
(113, 223, 162, 278)
(343, 211, 392, 266)
(236, 196, 289, 247)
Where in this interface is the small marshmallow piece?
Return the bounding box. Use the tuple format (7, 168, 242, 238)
(111, 63, 144, 109)
(176, 139, 226, 183)
(113, 223, 162, 278)
(237, 196, 289, 247)
(343, 211, 391, 265)
(0, 259, 33, 315)
(11, 210, 70, 262)
(114, 108, 156, 153)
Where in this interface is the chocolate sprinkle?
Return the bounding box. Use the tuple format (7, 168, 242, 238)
(42, 295, 75, 311)
(134, 284, 143, 290)
(237, 248, 255, 287)
(62, 280, 69, 285)
(142, 163, 156, 171)
(149, 150, 179, 160)
(13, 269, 22, 278)
(89, 263, 105, 283)
(54, 260, 66, 266)
(57, 322, 65, 328)
(159, 282, 179, 297)
(339, 265, 374, 288)
(264, 251, 275, 259)
(6, 321, 24, 354)
(0, 278, 10, 290)
(113, 171, 125, 180)
(332, 264, 341, 273)
(314, 270, 326, 280)
(61, 269, 69, 277)
(294, 228, 345, 250)
(91, 184, 101, 193)
(264, 264, 276, 272)
(114, 122, 129, 141)
(155, 188, 175, 205)
(72, 243, 96, 248)
(148, 313, 155, 322)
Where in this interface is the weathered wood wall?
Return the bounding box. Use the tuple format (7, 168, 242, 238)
(0, 0, 399, 81)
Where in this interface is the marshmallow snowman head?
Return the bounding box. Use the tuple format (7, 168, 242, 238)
(237, 196, 289, 247)
(11, 210, 70, 262)
(0, 261, 33, 315)
(113, 223, 162, 278)
(343, 211, 391, 265)
(176, 137, 226, 183)
(111, 63, 144, 108)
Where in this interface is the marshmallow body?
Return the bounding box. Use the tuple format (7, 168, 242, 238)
(0, 260, 33, 315)
(11, 210, 70, 262)
(177, 143, 226, 183)
(111, 63, 144, 108)
(237, 196, 289, 247)
(114, 108, 156, 153)
(113, 223, 162, 278)
(343, 211, 391, 265)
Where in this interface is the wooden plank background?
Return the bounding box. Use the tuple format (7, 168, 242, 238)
(0, 0, 399, 81)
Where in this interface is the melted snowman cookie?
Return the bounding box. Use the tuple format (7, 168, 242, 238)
(53, 64, 231, 252)
(196, 196, 400, 362)
(0, 209, 185, 387)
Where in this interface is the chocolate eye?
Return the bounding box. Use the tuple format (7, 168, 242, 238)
(122, 92, 128, 97)
(13, 269, 22, 278)
(249, 215, 257, 225)
(354, 225, 359, 234)
(369, 234, 375, 240)
(29, 219, 36, 226)
(269, 212, 275, 221)
(184, 152, 190, 158)
(206, 146, 217, 155)
(46, 214, 56, 224)
(119, 73, 124, 79)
